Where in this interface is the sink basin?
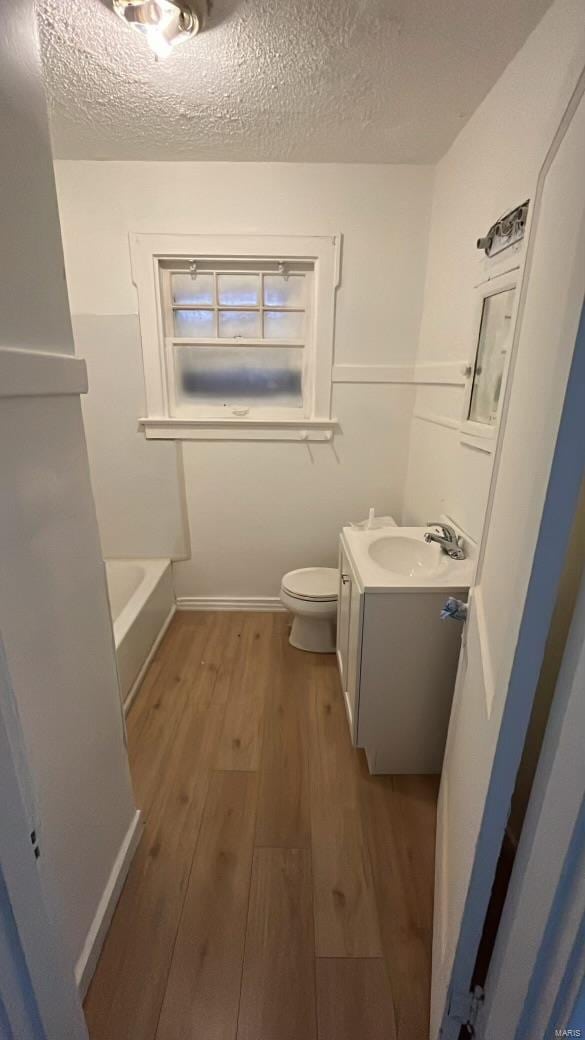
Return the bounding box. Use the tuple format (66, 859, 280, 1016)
(367, 535, 444, 578)
(342, 524, 474, 591)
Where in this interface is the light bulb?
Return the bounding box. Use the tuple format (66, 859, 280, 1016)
(112, 0, 204, 60)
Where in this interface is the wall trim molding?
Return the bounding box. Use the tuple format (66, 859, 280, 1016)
(177, 596, 286, 613)
(414, 361, 468, 385)
(0, 347, 88, 398)
(413, 409, 461, 431)
(460, 432, 495, 455)
(332, 361, 467, 385)
(75, 809, 143, 999)
(413, 409, 496, 448)
(332, 364, 414, 383)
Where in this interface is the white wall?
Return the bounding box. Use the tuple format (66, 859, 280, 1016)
(54, 161, 434, 596)
(73, 314, 188, 560)
(0, 0, 73, 355)
(403, 0, 585, 542)
(0, 0, 137, 982)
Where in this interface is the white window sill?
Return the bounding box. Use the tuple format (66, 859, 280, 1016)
(138, 417, 338, 441)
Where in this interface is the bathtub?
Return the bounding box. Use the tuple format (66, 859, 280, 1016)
(105, 558, 175, 713)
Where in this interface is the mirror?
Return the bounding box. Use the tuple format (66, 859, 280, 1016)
(468, 287, 516, 425)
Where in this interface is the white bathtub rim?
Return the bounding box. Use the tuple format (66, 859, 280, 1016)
(123, 603, 176, 716)
(108, 558, 171, 647)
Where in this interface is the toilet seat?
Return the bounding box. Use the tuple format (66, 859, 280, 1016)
(281, 567, 338, 602)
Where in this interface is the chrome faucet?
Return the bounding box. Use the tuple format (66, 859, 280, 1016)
(424, 522, 466, 560)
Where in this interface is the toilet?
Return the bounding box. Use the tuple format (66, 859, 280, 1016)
(280, 567, 338, 653)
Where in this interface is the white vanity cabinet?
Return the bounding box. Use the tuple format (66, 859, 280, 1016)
(336, 528, 472, 774)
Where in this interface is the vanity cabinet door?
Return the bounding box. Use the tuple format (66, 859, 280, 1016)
(336, 545, 352, 688)
(337, 543, 363, 745)
(345, 578, 363, 744)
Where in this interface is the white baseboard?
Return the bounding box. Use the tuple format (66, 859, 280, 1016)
(75, 809, 143, 998)
(123, 603, 176, 717)
(177, 596, 286, 613)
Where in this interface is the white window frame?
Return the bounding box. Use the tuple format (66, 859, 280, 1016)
(460, 267, 520, 454)
(130, 233, 341, 441)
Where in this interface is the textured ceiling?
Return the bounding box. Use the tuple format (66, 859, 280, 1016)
(38, 0, 552, 163)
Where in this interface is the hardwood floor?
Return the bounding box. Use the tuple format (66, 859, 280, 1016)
(84, 612, 438, 1040)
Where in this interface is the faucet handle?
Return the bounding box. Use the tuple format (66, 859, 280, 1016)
(427, 521, 458, 541)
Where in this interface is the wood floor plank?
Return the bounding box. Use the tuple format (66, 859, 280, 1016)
(308, 659, 382, 957)
(215, 613, 273, 771)
(255, 616, 311, 848)
(128, 609, 203, 737)
(357, 762, 438, 1040)
(156, 770, 258, 1040)
(84, 616, 240, 1040)
(236, 848, 316, 1040)
(127, 614, 217, 811)
(316, 958, 397, 1040)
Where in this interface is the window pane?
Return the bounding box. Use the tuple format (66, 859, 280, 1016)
(217, 274, 259, 306)
(171, 273, 214, 305)
(173, 309, 215, 337)
(174, 345, 303, 408)
(218, 310, 261, 338)
(264, 274, 306, 308)
(264, 310, 304, 340)
(469, 288, 515, 425)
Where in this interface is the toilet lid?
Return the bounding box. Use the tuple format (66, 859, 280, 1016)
(281, 567, 338, 601)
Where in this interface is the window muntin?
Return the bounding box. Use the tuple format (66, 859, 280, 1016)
(160, 259, 312, 418)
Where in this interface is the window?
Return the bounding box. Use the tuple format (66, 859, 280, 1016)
(164, 260, 309, 416)
(130, 234, 340, 441)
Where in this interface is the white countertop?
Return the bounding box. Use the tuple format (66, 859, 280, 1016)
(341, 525, 476, 593)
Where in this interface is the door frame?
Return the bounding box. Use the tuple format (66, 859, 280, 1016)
(0, 637, 89, 1040)
(480, 562, 585, 1037)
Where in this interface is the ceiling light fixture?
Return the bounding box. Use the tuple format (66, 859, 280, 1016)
(113, 0, 206, 60)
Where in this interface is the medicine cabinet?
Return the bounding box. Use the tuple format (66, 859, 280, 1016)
(461, 270, 518, 449)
